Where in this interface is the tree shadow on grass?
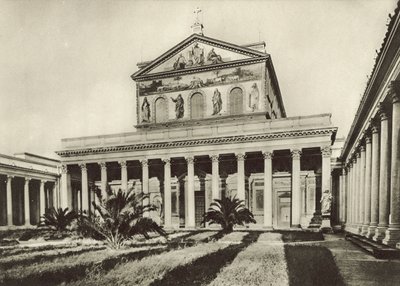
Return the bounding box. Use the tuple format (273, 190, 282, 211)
(150, 231, 261, 286)
(284, 245, 345, 286)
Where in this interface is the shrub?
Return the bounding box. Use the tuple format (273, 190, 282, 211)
(79, 188, 167, 249)
(202, 196, 256, 233)
(38, 207, 78, 232)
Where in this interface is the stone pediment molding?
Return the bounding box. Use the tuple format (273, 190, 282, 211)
(56, 127, 337, 157)
(132, 34, 267, 80)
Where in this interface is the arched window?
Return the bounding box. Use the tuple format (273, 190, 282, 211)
(229, 87, 243, 114)
(190, 92, 205, 119)
(155, 97, 168, 123)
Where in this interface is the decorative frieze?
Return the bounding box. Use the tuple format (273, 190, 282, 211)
(56, 127, 337, 157)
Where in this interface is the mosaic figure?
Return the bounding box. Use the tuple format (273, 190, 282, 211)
(141, 97, 150, 122)
(249, 83, 260, 111)
(207, 48, 223, 64)
(171, 94, 184, 119)
(212, 88, 222, 115)
(188, 43, 204, 66)
(173, 53, 187, 70)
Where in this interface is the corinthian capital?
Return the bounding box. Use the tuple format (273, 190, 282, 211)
(61, 164, 68, 174)
(321, 146, 331, 157)
(185, 156, 195, 164)
(263, 151, 273, 160)
(235, 153, 246, 161)
(210, 155, 219, 163)
(119, 160, 127, 168)
(79, 163, 87, 171)
(388, 81, 400, 103)
(291, 149, 301, 159)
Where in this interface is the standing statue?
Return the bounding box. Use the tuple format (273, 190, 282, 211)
(320, 189, 332, 214)
(141, 97, 150, 122)
(171, 94, 184, 119)
(207, 48, 223, 64)
(249, 83, 260, 111)
(212, 88, 222, 115)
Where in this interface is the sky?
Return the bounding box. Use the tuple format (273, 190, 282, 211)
(0, 0, 397, 159)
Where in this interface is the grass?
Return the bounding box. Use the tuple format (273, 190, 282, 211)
(209, 233, 288, 286)
(67, 240, 231, 286)
(284, 245, 345, 286)
(0, 245, 167, 286)
(0, 245, 106, 270)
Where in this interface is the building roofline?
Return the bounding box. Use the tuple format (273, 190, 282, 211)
(340, 1, 400, 160)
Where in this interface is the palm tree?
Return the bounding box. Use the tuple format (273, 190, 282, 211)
(39, 207, 78, 232)
(202, 196, 256, 233)
(80, 188, 167, 249)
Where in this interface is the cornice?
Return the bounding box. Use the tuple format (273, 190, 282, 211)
(0, 163, 59, 177)
(56, 127, 337, 157)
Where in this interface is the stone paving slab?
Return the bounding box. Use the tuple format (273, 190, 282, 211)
(322, 234, 400, 286)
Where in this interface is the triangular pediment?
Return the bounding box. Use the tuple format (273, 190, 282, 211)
(132, 34, 266, 79)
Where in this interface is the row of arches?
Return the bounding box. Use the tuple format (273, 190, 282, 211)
(153, 87, 244, 123)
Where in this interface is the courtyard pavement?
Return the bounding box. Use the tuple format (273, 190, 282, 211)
(321, 233, 400, 286)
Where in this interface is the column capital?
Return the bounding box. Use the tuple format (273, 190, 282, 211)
(291, 149, 302, 159)
(365, 132, 372, 144)
(24, 177, 31, 183)
(388, 80, 400, 103)
(40, 179, 46, 185)
(185, 156, 195, 164)
(262, 151, 274, 160)
(359, 144, 366, 152)
(210, 154, 219, 162)
(79, 163, 87, 171)
(162, 158, 171, 165)
(98, 161, 107, 169)
(140, 159, 148, 167)
(378, 103, 389, 121)
(342, 168, 347, 176)
(352, 157, 357, 164)
(235, 153, 246, 161)
(356, 151, 361, 158)
(119, 160, 127, 168)
(6, 175, 14, 181)
(321, 146, 331, 157)
(61, 164, 68, 174)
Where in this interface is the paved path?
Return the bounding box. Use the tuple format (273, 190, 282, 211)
(322, 234, 400, 286)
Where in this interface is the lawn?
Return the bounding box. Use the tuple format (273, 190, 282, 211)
(0, 229, 345, 286)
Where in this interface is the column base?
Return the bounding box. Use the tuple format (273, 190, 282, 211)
(367, 225, 377, 239)
(382, 226, 400, 247)
(319, 215, 332, 233)
(373, 226, 387, 242)
(308, 212, 322, 229)
(361, 224, 369, 236)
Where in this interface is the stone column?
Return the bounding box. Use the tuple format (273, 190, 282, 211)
(348, 162, 353, 225)
(368, 123, 381, 238)
(321, 146, 332, 229)
(359, 145, 366, 233)
(186, 156, 195, 228)
(52, 181, 58, 209)
(291, 149, 301, 227)
(355, 152, 362, 228)
(353, 155, 360, 228)
(60, 165, 69, 209)
(374, 105, 390, 242)
(263, 151, 273, 228)
(236, 153, 246, 201)
(99, 162, 108, 197)
(163, 158, 172, 229)
(39, 180, 46, 217)
(141, 159, 149, 217)
(119, 160, 128, 191)
(24, 177, 31, 226)
(383, 82, 400, 246)
(342, 168, 347, 223)
(6, 175, 13, 226)
(211, 155, 220, 201)
(79, 163, 89, 213)
(362, 133, 372, 235)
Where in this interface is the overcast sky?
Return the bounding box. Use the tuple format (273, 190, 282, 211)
(0, 0, 397, 159)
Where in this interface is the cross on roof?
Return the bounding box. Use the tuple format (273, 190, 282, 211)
(194, 7, 202, 23)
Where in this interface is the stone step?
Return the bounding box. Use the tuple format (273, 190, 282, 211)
(345, 233, 400, 259)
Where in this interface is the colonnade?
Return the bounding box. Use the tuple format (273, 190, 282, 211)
(341, 81, 400, 247)
(0, 175, 57, 226)
(61, 146, 332, 229)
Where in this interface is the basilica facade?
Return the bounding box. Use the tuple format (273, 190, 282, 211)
(56, 24, 337, 230)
